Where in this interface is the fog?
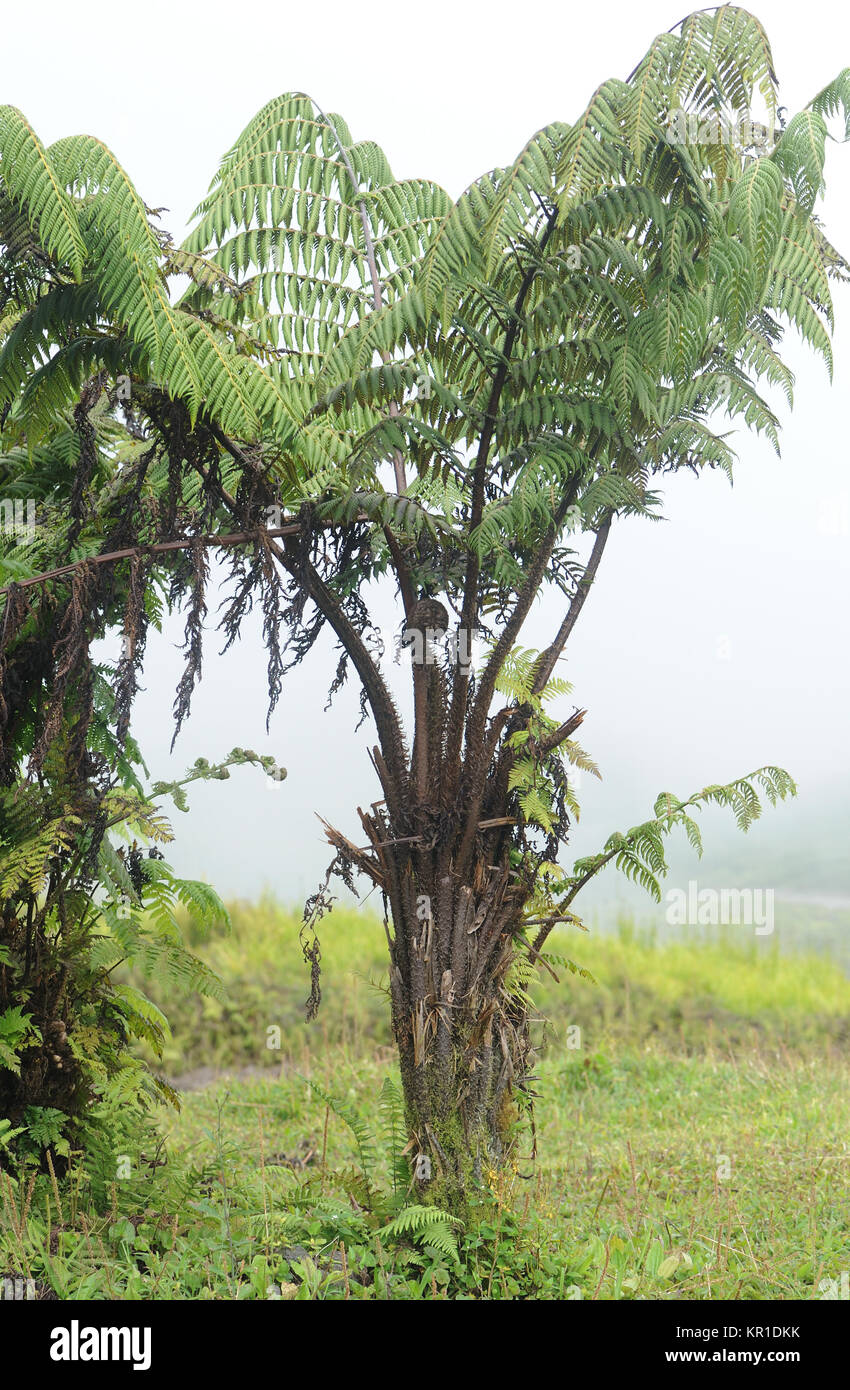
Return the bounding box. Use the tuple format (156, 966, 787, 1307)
(12, 0, 849, 912)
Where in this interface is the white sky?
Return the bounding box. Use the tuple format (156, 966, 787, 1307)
(7, 0, 850, 905)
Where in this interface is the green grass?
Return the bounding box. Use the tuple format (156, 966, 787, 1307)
(2, 904, 849, 1299)
(131, 899, 850, 1071)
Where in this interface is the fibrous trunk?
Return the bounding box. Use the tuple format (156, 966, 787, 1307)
(326, 783, 537, 1206)
(390, 861, 533, 1199)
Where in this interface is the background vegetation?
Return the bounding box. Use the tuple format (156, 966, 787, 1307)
(2, 901, 848, 1300)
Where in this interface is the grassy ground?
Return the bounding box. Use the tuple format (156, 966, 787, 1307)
(136, 898, 850, 1070)
(2, 906, 849, 1299)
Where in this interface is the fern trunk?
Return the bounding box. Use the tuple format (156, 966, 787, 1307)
(332, 788, 538, 1205)
(390, 890, 532, 1205)
(310, 641, 559, 1207)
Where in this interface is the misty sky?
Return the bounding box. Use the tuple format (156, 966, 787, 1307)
(9, 0, 850, 909)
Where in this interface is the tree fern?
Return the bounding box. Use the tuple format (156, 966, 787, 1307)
(2, 6, 846, 1195)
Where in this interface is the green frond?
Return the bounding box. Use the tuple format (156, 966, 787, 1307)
(809, 67, 850, 139)
(376, 1204, 461, 1260)
(564, 765, 797, 907)
(0, 106, 86, 278)
(299, 1074, 379, 1187)
(773, 110, 828, 212)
